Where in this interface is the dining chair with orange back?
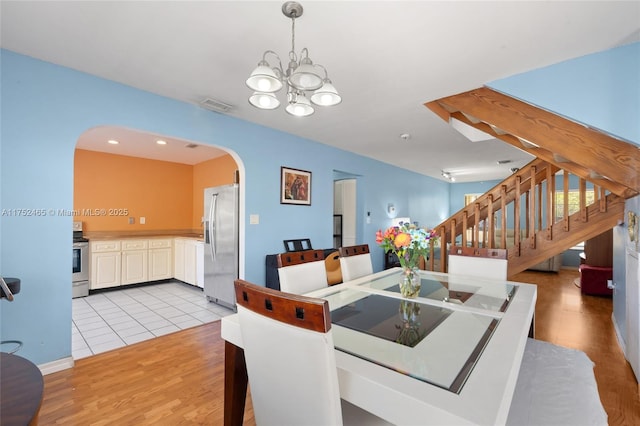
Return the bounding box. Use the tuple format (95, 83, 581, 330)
(338, 244, 373, 282)
(324, 250, 343, 286)
(234, 279, 392, 426)
(276, 249, 328, 295)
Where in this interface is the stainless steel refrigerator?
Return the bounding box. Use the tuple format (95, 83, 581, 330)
(204, 183, 239, 310)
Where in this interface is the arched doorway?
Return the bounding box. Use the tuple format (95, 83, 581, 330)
(72, 125, 245, 359)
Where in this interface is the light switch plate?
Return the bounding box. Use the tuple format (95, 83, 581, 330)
(249, 214, 259, 225)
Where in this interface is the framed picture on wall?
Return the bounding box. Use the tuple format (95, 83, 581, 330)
(281, 167, 311, 205)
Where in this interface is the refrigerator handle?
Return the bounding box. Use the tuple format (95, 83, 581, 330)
(208, 193, 218, 261)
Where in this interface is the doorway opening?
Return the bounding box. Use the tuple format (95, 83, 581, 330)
(333, 170, 361, 249)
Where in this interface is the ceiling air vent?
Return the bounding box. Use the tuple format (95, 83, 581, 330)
(200, 97, 234, 113)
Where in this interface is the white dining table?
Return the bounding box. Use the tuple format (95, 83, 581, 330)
(221, 267, 536, 425)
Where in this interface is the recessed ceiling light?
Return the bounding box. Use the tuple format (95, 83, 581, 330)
(156, 140, 167, 145)
(107, 139, 119, 145)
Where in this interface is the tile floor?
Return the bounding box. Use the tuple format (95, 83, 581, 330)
(72, 281, 235, 359)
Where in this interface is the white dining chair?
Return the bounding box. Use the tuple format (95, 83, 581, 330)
(447, 245, 508, 281)
(234, 279, 392, 426)
(276, 249, 328, 294)
(506, 338, 608, 426)
(338, 244, 373, 282)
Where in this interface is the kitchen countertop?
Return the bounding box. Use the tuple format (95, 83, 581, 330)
(84, 230, 204, 241)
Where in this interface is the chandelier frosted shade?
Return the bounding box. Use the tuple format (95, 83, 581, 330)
(310, 80, 342, 106)
(246, 62, 283, 93)
(285, 92, 314, 117)
(249, 92, 280, 109)
(288, 59, 323, 91)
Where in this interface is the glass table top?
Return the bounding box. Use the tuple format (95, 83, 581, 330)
(332, 293, 452, 348)
(358, 270, 517, 313)
(312, 269, 521, 394)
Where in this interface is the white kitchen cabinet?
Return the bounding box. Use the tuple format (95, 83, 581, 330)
(195, 241, 204, 288)
(148, 239, 173, 281)
(91, 240, 121, 253)
(121, 240, 148, 285)
(90, 240, 121, 289)
(90, 237, 199, 290)
(121, 239, 147, 251)
(173, 238, 202, 287)
(174, 238, 186, 282)
(184, 240, 197, 286)
(91, 251, 121, 289)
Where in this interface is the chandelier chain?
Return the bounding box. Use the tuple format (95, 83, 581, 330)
(289, 15, 298, 66)
(291, 15, 296, 57)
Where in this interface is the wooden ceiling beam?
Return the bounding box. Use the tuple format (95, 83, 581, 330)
(425, 87, 640, 197)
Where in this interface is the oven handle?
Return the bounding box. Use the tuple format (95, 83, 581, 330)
(0, 276, 14, 302)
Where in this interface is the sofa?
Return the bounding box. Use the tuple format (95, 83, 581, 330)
(486, 228, 525, 249)
(527, 253, 563, 272)
(579, 264, 613, 296)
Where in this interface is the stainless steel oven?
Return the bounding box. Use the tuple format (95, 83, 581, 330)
(72, 242, 89, 281)
(72, 221, 89, 298)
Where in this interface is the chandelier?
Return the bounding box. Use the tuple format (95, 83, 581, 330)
(246, 1, 341, 117)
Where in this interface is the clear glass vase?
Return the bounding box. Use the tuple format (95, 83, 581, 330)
(396, 300, 422, 346)
(399, 266, 421, 298)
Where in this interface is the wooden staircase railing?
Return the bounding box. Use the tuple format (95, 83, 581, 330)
(425, 158, 625, 277)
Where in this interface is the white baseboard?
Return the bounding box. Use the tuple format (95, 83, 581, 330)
(612, 312, 627, 357)
(38, 356, 74, 375)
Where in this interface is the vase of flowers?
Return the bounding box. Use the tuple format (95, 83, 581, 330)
(376, 222, 437, 298)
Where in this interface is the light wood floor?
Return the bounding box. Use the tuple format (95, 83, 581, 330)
(38, 269, 639, 425)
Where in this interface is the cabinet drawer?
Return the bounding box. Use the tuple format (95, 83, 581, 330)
(121, 239, 148, 250)
(91, 240, 121, 252)
(149, 239, 172, 249)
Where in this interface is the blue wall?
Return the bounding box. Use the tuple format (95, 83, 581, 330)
(449, 180, 501, 214)
(488, 42, 640, 145)
(0, 50, 448, 365)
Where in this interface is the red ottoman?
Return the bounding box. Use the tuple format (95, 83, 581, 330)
(579, 264, 613, 296)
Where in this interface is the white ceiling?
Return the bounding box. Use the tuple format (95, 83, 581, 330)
(76, 126, 227, 165)
(2, 1, 639, 181)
